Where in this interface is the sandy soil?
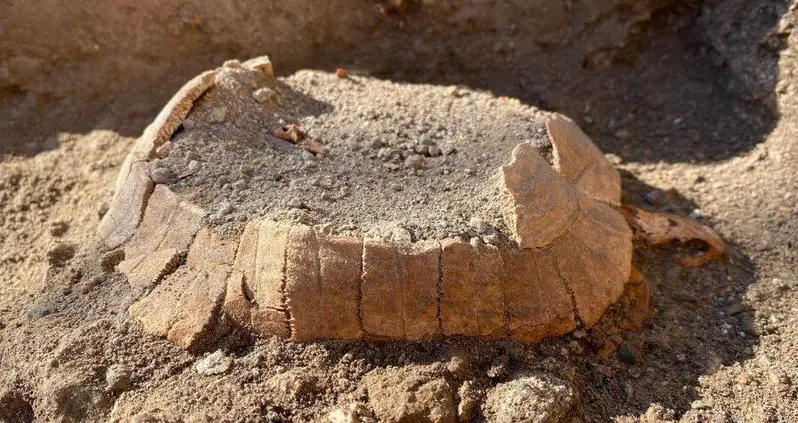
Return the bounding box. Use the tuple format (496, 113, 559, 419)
(1, 1, 796, 422)
(164, 67, 555, 242)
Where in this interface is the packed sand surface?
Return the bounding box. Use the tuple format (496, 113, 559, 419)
(1, 0, 797, 422)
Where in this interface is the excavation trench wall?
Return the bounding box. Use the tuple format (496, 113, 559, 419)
(1, 0, 682, 151)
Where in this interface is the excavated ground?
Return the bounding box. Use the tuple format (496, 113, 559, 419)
(1, 1, 796, 422)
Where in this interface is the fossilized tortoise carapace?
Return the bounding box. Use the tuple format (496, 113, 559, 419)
(98, 56, 632, 350)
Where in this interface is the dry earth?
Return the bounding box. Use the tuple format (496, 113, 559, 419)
(1, 0, 797, 422)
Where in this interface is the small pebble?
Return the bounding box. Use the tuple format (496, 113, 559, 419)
(428, 146, 441, 157)
(440, 143, 456, 156)
(572, 329, 587, 339)
(377, 148, 396, 161)
(106, 364, 133, 392)
(47, 242, 76, 267)
(27, 303, 52, 319)
(390, 183, 403, 192)
(182, 118, 195, 130)
(217, 201, 233, 216)
(252, 87, 276, 104)
(187, 160, 201, 174)
(195, 350, 233, 376)
(150, 166, 176, 184)
(446, 355, 471, 378)
(240, 164, 254, 176)
(49, 220, 69, 237)
(644, 190, 667, 207)
(370, 138, 385, 149)
(568, 340, 584, 355)
(418, 134, 436, 146)
(286, 198, 306, 209)
(404, 154, 423, 169)
(614, 129, 631, 139)
(468, 217, 489, 234)
(210, 107, 227, 124)
(487, 355, 509, 379)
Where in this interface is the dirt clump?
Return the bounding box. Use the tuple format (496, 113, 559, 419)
(483, 373, 575, 423)
(364, 365, 456, 423)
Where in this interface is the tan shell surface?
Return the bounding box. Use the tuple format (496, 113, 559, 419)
(99, 57, 633, 349)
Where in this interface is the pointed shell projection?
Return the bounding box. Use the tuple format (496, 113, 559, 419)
(99, 56, 632, 351)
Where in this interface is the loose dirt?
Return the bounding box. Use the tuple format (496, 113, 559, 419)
(1, 1, 796, 422)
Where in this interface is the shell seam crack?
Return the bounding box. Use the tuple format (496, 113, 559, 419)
(281, 226, 292, 338)
(435, 242, 444, 336)
(399, 248, 407, 340)
(499, 255, 511, 339)
(134, 249, 185, 299)
(192, 265, 230, 351)
(217, 236, 242, 336)
(585, 206, 629, 236)
(158, 225, 204, 335)
(356, 241, 365, 337)
(313, 231, 322, 337)
(551, 247, 583, 328)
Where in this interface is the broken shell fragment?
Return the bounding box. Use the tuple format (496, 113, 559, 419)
(624, 206, 727, 267)
(274, 124, 304, 143)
